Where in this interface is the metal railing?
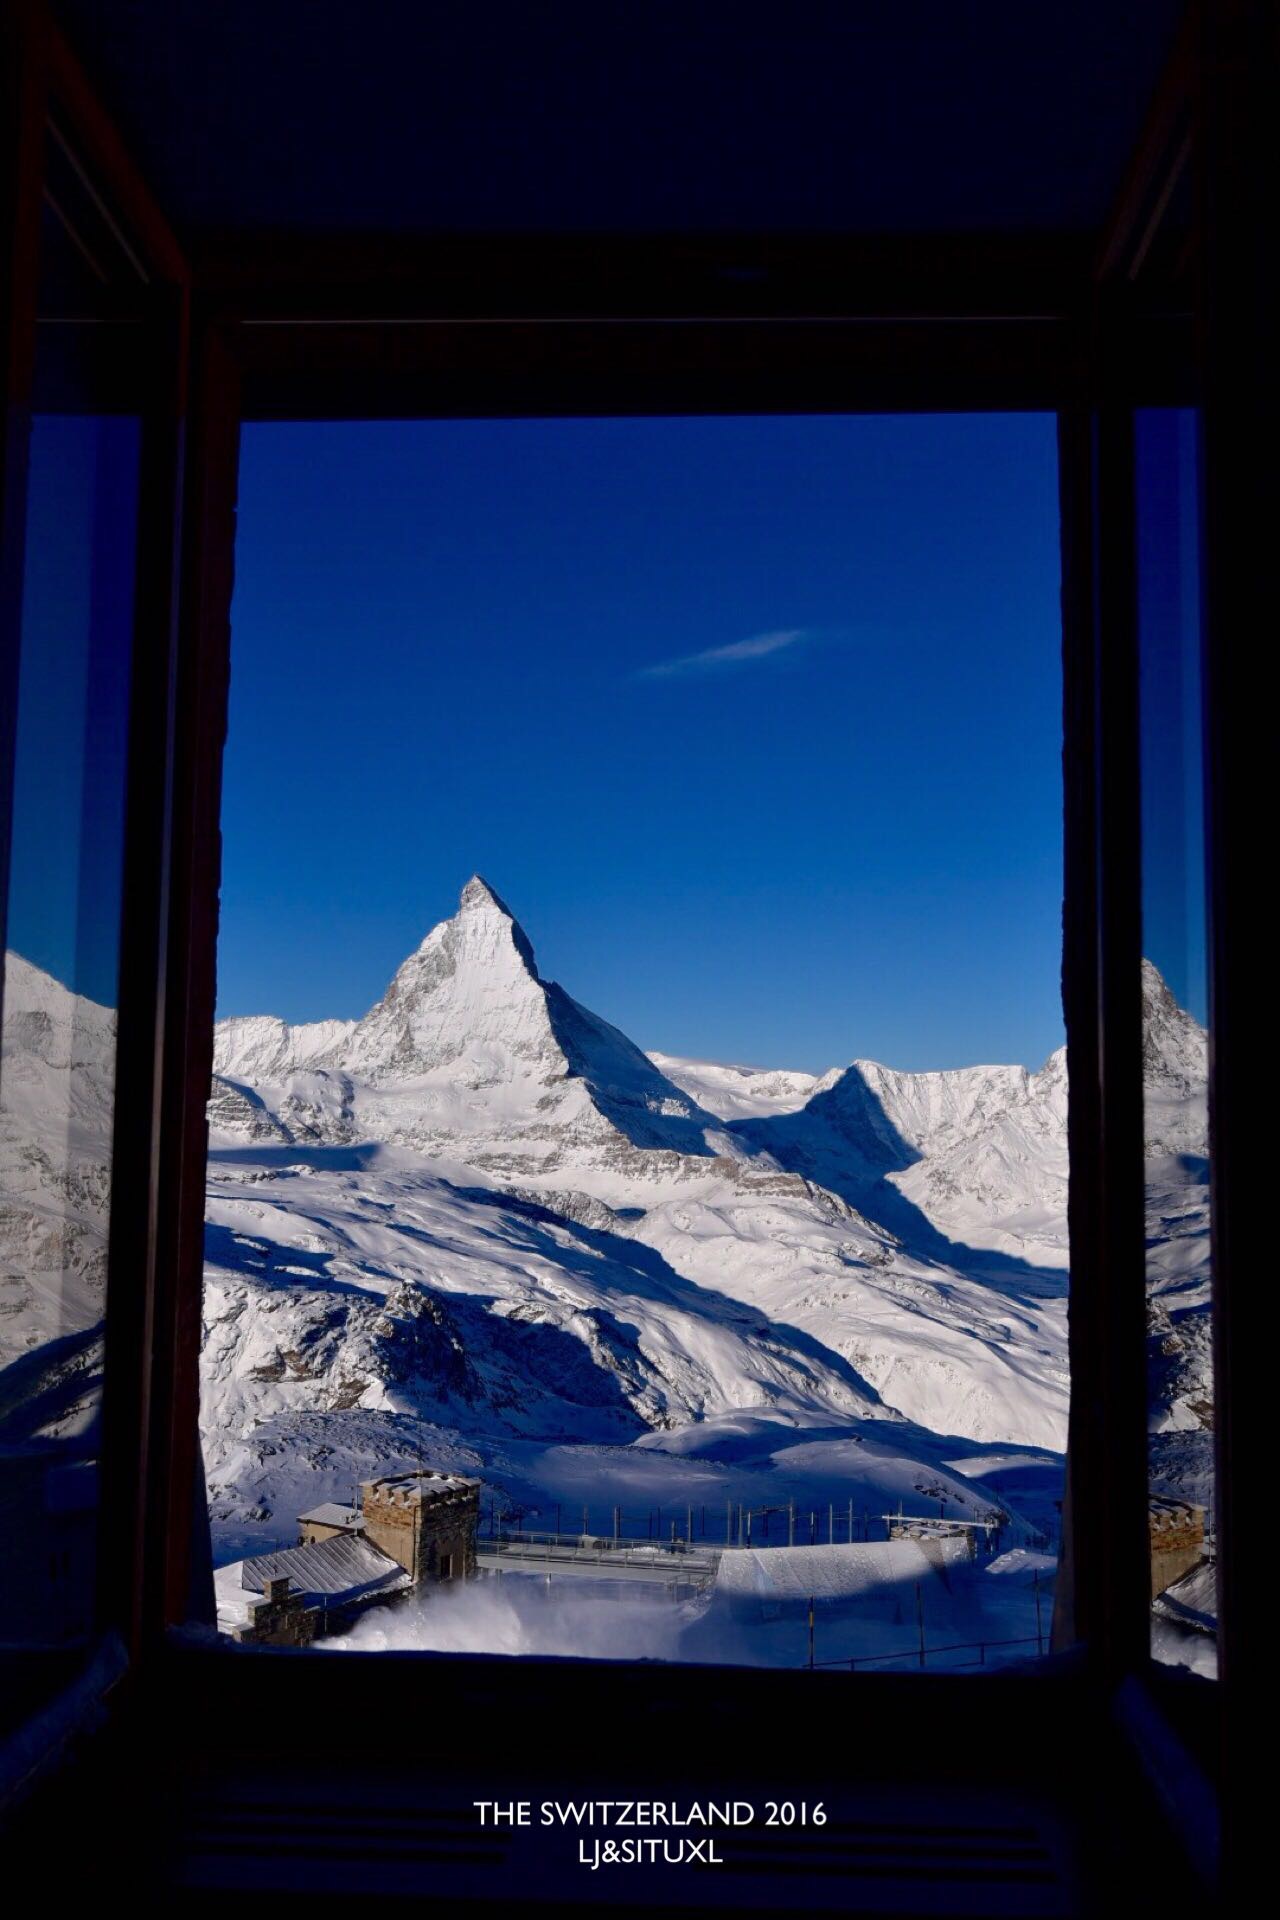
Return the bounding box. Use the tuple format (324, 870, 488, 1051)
(809, 1631, 1046, 1671)
(481, 1499, 1031, 1552)
(479, 1532, 722, 1579)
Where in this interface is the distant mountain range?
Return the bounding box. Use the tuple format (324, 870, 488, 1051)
(0, 877, 1211, 1570)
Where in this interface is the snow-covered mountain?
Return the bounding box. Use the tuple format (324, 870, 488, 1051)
(0, 955, 115, 1362)
(0, 889, 1212, 1582)
(0, 952, 114, 1443)
(196, 879, 1086, 1555)
(212, 875, 723, 1175)
(649, 1053, 834, 1123)
(724, 1048, 1071, 1274)
(1137, 960, 1213, 1508)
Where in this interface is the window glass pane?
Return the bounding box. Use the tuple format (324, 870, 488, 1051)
(202, 414, 1067, 1669)
(0, 188, 142, 1706)
(1136, 407, 1216, 1676)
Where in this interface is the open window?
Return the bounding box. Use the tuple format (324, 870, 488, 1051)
(202, 409, 1069, 1674)
(2, 2, 1272, 1907)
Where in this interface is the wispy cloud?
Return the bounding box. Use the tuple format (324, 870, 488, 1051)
(635, 628, 808, 680)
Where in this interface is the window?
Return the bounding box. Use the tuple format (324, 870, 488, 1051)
(0, 6, 1257, 1904)
(0, 158, 147, 1719)
(1137, 407, 1216, 1675)
(201, 412, 1067, 1672)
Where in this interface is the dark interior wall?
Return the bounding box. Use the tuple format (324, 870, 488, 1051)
(54, 2, 1184, 241)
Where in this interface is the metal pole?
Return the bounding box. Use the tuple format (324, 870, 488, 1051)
(687, 1504, 692, 1543)
(828, 1502, 834, 1543)
(848, 1498, 853, 1542)
(613, 1505, 619, 1545)
(789, 1499, 795, 1547)
(808, 1597, 815, 1670)
(726, 1498, 732, 1546)
(555, 1503, 561, 1540)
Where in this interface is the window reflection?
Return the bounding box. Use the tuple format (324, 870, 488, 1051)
(0, 175, 144, 1682)
(1136, 407, 1216, 1676)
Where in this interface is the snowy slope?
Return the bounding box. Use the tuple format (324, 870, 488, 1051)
(648, 1053, 833, 1122)
(0, 953, 115, 1374)
(1, 889, 1215, 1617)
(1141, 964, 1212, 1511)
(730, 1048, 1071, 1272)
(205, 880, 1075, 1463)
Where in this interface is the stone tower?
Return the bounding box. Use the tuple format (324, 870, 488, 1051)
(360, 1469, 480, 1583)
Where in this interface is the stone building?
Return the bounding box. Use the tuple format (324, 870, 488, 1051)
(297, 1501, 364, 1547)
(237, 1573, 320, 1649)
(360, 1469, 480, 1582)
(1148, 1497, 1205, 1599)
(213, 1468, 481, 1644)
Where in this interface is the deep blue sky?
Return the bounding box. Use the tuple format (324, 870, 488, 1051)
(7, 414, 138, 1010)
(220, 414, 1064, 1072)
(1137, 408, 1208, 1025)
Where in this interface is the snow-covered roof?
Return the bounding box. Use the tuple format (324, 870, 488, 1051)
(297, 1502, 364, 1529)
(715, 1538, 970, 1606)
(214, 1532, 412, 1634)
(363, 1469, 479, 1497)
(1152, 1560, 1217, 1636)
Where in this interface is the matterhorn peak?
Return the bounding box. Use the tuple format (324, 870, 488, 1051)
(1139, 955, 1208, 1094)
(458, 873, 515, 919)
(435, 874, 540, 980)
